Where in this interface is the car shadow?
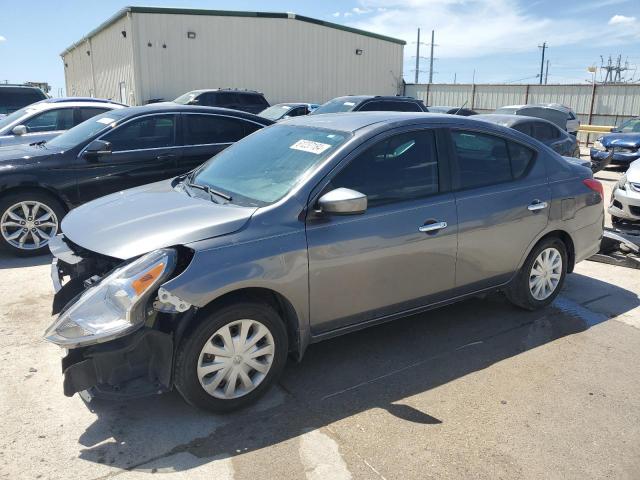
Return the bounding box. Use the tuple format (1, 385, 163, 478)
(0, 251, 50, 270)
(76, 274, 639, 472)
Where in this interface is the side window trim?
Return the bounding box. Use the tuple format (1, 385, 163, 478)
(446, 127, 538, 192)
(307, 125, 450, 211)
(179, 112, 266, 147)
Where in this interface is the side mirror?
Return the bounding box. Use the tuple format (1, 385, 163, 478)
(12, 125, 27, 136)
(83, 139, 112, 159)
(317, 188, 367, 215)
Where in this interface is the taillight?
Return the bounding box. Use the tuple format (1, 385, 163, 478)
(583, 178, 604, 201)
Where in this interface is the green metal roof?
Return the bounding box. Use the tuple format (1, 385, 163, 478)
(60, 6, 405, 56)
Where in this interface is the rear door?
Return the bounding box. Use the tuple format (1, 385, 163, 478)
(176, 113, 264, 174)
(77, 113, 179, 201)
(449, 128, 550, 292)
(306, 127, 458, 334)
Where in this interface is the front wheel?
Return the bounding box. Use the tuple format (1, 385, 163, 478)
(505, 238, 567, 310)
(174, 302, 288, 412)
(0, 191, 65, 256)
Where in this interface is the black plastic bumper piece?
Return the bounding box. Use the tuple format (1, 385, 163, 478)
(62, 328, 173, 399)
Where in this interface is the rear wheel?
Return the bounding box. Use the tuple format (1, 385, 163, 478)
(505, 237, 567, 310)
(0, 191, 65, 256)
(174, 301, 288, 412)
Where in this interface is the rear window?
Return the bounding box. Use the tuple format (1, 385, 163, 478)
(452, 130, 535, 189)
(311, 98, 361, 115)
(358, 100, 423, 112)
(0, 87, 47, 114)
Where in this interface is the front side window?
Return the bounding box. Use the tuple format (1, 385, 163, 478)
(619, 118, 640, 133)
(24, 109, 74, 133)
(182, 114, 253, 145)
(452, 130, 534, 189)
(173, 91, 198, 105)
(330, 130, 438, 207)
(102, 114, 176, 152)
(532, 122, 559, 141)
(192, 125, 349, 205)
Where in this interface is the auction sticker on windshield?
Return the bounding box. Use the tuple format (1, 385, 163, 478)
(290, 139, 332, 155)
(96, 117, 116, 125)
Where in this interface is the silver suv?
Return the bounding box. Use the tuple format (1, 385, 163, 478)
(45, 112, 604, 412)
(0, 98, 125, 147)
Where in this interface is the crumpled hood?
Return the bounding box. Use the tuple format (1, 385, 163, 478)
(61, 180, 257, 259)
(601, 133, 640, 148)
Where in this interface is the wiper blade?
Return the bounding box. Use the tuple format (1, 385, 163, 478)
(187, 182, 232, 202)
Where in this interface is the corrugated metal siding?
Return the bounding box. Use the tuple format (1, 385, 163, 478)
(406, 83, 640, 124)
(62, 15, 136, 104)
(131, 13, 403, 104)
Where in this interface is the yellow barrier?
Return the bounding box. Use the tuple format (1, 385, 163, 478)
(579, 125, 615, 133)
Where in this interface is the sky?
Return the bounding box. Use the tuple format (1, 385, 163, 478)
(1, 0, 639, 96)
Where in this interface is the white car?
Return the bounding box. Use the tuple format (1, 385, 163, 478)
(609, 159, 640, 224)
(0, 98, 125, 147)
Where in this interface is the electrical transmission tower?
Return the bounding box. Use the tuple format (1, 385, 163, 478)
(600, 55, 630, 83)
(410, 28, 428, 83)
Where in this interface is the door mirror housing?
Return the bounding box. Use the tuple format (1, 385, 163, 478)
(83, 139, 112, 159)
(12, 125, 27, 136)
(317, 188, 367, 215)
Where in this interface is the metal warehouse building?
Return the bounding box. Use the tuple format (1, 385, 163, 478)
(61, 6, 405, 106)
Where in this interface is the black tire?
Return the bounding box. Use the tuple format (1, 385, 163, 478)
(0, 190, 65, 257)
(174, 301, 288, 413)
(505, 237, 568, 311)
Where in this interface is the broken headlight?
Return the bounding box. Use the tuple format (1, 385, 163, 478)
(592, 139, 606, 152)
(44, 249, 177, 348)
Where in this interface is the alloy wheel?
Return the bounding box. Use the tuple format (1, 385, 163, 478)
(197, 319, 275, 399)
(0, 201, 59, 250)
(529, 247, 563, 301)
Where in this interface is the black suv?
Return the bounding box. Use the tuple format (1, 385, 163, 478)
(0, 104, 272, 255)
(311, 95, 428, 115)
(0, 85, 48, 116)
(174, 89, 270, 114)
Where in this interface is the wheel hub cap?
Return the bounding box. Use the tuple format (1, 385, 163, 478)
(1, 201, 58, 250)
(197, 319, 275, 400)
(529, 247, 562, 301)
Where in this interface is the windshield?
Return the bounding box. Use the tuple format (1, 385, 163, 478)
(173, 92, 198, 105)
(259, 105, 293, 121)
(192, 125, 349, 205)
(495, 107, 517, 115)
(618, 118, 640, 133)
(311, 98, 361, 115)
(0, 105, 38, 131)
(47, 110, 128, 150)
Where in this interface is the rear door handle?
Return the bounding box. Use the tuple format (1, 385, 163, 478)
(419, 221, 447, 233)
(527, 200, 548, 211)
(156, 154, 177, 161)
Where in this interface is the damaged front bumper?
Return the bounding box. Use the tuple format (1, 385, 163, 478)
(48, 235, 193, 400)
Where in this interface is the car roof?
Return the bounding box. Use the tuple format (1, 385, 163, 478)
(113, 103, 274, 122)
(473, 113, 556, 127)
(283, 111, 476, 133)
(44, 97, 126, 106)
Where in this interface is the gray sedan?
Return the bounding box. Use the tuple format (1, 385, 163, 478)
(45, 112, 604, 412)
(474, 114, 580, 158)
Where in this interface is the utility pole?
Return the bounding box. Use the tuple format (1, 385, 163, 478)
(428, 30, 436, 83)
(453, 72, 457, 84)
(538, 42, 547, 85)
(545, 59, 549, 84)
(411, 28, 427, 84)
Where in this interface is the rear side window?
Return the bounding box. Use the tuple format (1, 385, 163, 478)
(330, 130, 438, 207)
(512, 122, 532, 136)
(182, 114, 254, 145)
(76, 107, 110, 125)
(452, 130, 534, 189)
(24, 108, 74, 132)
(216, 92, 239, 105)
(532, 122, 559, 141)
(239, 94, 268, 108)
(103, 114, 176, 151)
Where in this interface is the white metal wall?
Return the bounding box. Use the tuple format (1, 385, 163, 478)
(62, 15, 136, 104)
(131, 13, 404, 104)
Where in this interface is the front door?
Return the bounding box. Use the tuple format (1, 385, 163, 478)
(449, 128, 550, 292)
(77, 113, 179, 202)
(306, 128, 458, 334)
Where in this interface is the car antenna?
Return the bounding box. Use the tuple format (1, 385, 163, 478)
(454, 100, 468, 116)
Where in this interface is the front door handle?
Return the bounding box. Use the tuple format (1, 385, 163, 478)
(419, 221, 448, 233)
(156, 154, 177, 161)
(527, 200, 548, 212)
